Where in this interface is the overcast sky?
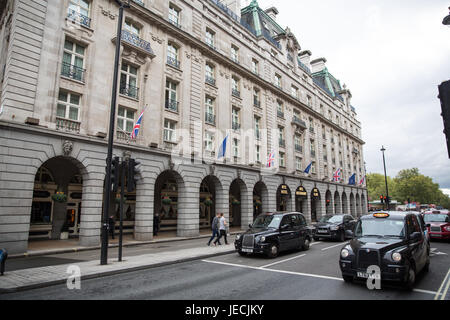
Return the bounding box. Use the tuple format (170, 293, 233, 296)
(246, 0, 450, 193)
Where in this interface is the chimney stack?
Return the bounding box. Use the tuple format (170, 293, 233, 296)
(310, 57, 327, 73)
(298, 50, 312, 70)
(265, 6, 279, 21)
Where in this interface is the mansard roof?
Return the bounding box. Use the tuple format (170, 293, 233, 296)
(312, 68, 345, 102)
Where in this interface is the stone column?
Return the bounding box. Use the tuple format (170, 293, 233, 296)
(240, 184, 253, 230)
(134, 176, 154, 241)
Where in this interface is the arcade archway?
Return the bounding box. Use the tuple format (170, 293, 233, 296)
(276, 184, 291, 211)
(295, 186, 308, 214)
(311, 187, 321, 222)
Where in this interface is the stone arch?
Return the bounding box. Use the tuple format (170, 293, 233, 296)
(310, 187, 321, 222)
(253, 180, 269, 219)
(295, 185, 308, 214)
(325, 190, 333, 214)
(355, 193, 361, 217)
(350, 192, 356, 217)
(229, 178, 250, 228)
(342, 191, 349, 214)
(334, 190, 341, 214)
(276, 183, 292, 211)
(199, 175, 224, 231)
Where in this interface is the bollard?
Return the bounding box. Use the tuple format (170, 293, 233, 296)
(0, 248, 7, 276)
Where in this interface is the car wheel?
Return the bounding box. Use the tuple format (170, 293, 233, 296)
(404, 264, 416, 291)
(267, 243, 279, 259)
(423, 256, 430, 273)
(238, 250, 247, 257)
(342, 275, 353, 283)
(313, 236, 319, 241)
(302, 237, 311, 251)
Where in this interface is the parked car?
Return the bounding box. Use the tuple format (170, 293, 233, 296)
(234, 212, 312, 258)
(340, 211, 430, 290)
(424, 210, 450, 241)
(313, 214, 356, 242)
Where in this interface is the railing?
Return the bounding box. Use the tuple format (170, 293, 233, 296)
(277, 110, 284, 118)
(298, 59, 311, 74)
(279, 139, 285, 148)
(255, 130, 261, 140)
(121, 30, 154, 56)
(311, 150, 316, 157)
(167, 56, 180, 69)
(295, 144, 303, 153)
(309, 127, 315, 134)
(232, 88, 240, 98)
(205, 76, 216, 86)
(323, 155, 328, 162)
(253, 97, 261, 108)
(61, 62, 85, 82)
(116, 130, 131, 141)
(205, 112, 216, 125)
(67, 10, 91, 28)
(165, 99, 179, 112)
(261, 28, 282, 50)
(168, 18, 182, 29)
(232, 122, 240, 131)
(292, 116, 307, 129)
(120, 83, 139, 100)
(56, 117, 80, 133)
(132, 0, 144, 6)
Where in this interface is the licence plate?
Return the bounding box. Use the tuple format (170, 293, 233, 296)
(242, 248, 253, 253)
(357, 272, 380, 279)
(317, 229, 328, 233)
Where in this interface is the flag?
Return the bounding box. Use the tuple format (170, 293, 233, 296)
(304, 162, 312, 174)
(267, 150, 275, 168)
(130, 108, 145, 140)
(359, 175, 365, 185)
(218, 135, 228, 159)
(348, 173, 356, 185)
(332, 168, 341, 182)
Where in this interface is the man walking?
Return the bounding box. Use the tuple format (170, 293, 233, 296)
(214, 213, 228, 245)
(208, 212, 220, 246)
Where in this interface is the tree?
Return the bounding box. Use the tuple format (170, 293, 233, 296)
(366, 173, 396, 202)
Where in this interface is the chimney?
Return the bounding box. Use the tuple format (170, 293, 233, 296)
(310, 57, 327, 73)
(265, 6, 279, 21)
(340, 84, 352, 108)
(298, 50, 312, 70)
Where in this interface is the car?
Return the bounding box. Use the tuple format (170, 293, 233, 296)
(313, 214, 356, 242)
(409, 211, 430, 245)
(234, 212, 312, 258)
(339, 211, 430, 290)
(423, 210, 450, 241)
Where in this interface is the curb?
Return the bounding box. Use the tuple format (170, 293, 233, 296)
(0, 247, 237, 294)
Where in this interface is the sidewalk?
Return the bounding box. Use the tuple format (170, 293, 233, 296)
(0, 230, 239, 294)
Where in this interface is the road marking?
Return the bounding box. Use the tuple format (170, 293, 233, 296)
(310, 241, 323, 246)
(430, 248, 448, 257)
(202, 259, 440, 296)
(260, 254, 306, 269)
(321, 242, 348, 251)
(434, 269, 450, 300)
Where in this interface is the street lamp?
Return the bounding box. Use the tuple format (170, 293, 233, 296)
(380, 146, 390, 211)
(443, 7, 450, 27)
(101, 0, 131, 266)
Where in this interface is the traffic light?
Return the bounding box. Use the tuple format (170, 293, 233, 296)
(127, 158, 141, 192)
(385, 196, 390, 206)
(438, 80, 450, 158)
(111, 157, 120, 193)
(380, 195, 384, 204)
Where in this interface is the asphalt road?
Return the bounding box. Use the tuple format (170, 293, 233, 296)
(1, 239, 449, 300)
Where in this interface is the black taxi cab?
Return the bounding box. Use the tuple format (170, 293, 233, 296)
(234, 212, 312, 258)
(339, 211, 430, 290)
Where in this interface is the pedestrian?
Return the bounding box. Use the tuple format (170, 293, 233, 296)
(208, 212, 220, 246)
(108, 215, 115, 239)
(214, 213, 229, 245)
(0, 248, 7, 276)
(153, 211, 160, 236)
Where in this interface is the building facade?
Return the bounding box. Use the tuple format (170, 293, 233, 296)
(0, 0, 367, 254)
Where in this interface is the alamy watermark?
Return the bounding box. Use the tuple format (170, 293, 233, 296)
(66, 265, 81, 290)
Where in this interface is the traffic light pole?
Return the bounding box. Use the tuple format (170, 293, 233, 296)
(101, 1, 128, 266)
(381, 146, 390, 211)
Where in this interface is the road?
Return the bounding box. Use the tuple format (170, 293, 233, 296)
(1, 239, 449, 300)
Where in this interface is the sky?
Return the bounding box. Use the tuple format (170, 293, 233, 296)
(242, 0, 450, 192)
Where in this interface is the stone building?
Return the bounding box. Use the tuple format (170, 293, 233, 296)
(0, 0, 367, 254)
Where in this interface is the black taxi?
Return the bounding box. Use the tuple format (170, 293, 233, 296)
(235, 212, 312, 258)
(339, 211, 430, 289)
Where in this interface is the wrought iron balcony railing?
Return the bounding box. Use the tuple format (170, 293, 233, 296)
(67, 10, 91, 28)
(132, 0, 144, 6)
(232, 88, 240, 98)
(277, 110, 285, 119)
(205, 76, 216, 86)
(253, 98, 261, 108)
(232, 122, 240, 131)
(205, 112, 216, 125)
(295, 144, 303, 153)
(165, 99, 179, 112)
(167, 56, 180, 69)
(120, 30, 154, 57)
(279, 139, 286, 148)
(61, 62, 86, 82)
(292, 116, 307, 130)
(120, 83, 139, 100)
(311, 150, 316, 157)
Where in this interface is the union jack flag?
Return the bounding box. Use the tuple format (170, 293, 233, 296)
(333, 168, 341, 182)
(267, 150, 275, 168)
(359, 175, 365, 185)
(130, 108, 145, 140)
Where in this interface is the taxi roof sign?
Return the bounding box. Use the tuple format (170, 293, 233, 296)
(373, 212, 390, 218)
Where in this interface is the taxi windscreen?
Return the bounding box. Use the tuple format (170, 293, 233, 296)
(424, 214, 449, 223)
(355, 219, 406, 238)
(252, 215, 282, 229)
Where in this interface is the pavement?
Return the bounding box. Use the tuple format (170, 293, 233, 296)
(0, 229, 240, 294)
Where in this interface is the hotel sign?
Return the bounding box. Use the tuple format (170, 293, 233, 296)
(296, 186, 307, 197)
(279, 184, 289, 195)
(312, 188, 320, 198)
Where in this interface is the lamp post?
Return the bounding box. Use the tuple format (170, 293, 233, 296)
(380, 146, 390, 211)
(101, 0, 131, 266)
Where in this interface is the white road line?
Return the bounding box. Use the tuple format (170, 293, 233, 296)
(321, 242, 348, 251)
(435, 268, 450, 300)
(260, 254, 306, 269)
(310, 241, 323, 246)
(202, 259, 439, 296)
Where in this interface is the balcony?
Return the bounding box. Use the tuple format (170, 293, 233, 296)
(116, 130, 131, 141)
(165, 99, 179, 112)
(120, 83, 139, 100)
(253, 97, 261, 108)
(168, 18, 182, 29)
(132, 0, 144, 6)
(279, 139, 286, 148)
(277, 110, 285, 119)
(205, 76, 216, 86)
(232, 88, 240, 98)
(295, 144, 303, 153)
(323, 155, 328, 162)
(167, 56, 180, 69)
(255, 130, 261, 141)
(352, 147, 359, 155)
(67, 10, 91, 28)
(309, 127, 315, 134)
(113, 30, 155, 58)
(205, 112, 216, 125)
(291, 116, 307, 131)
(56, 117, 80, 133)
(232, 122, 240, 131)
(311, 150, 316, 158)
(61, 63, 86, 83)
